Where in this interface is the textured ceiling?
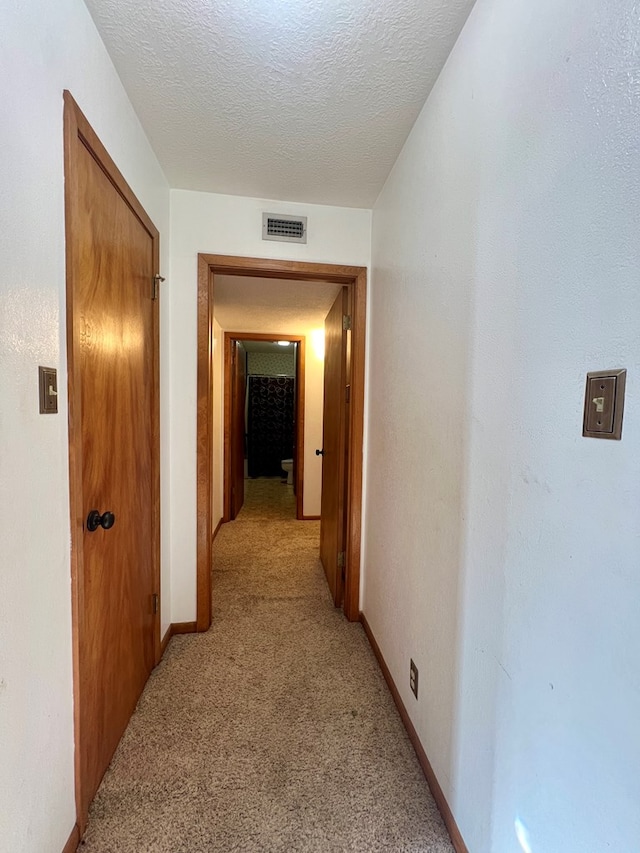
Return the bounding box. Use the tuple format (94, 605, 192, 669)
(83, 0, 475, 207)
(213, 275, 341, 332)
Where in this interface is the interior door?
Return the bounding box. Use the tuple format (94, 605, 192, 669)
(65, 94, 159, 823)
(319, 288, 350, 605)
(231, 340, 246, 518)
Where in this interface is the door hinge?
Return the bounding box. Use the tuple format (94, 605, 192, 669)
(345, 384, 351, 403)
(152, 593, 159, 615)
(152, 273, 165, 300)
(342, 314, 352, 331)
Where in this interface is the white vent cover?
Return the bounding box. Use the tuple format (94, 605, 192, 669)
(262, 213, 307, 244)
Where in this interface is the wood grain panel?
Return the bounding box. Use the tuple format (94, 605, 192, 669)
(319, 288, 348, 605)
(343, 268, 367, 621)
(172, 621, 198, 634)
(76, 129, 154, 817)
(231, 341, 247, 517)
(62, 824, 80, 853)
(222, 332, 233, 523)
(196, 256, 213, 631)
(199, 254, 367, 283)
(63, 91, 160, 829)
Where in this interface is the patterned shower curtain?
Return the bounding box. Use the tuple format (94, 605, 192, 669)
(247, 376, 295, 478)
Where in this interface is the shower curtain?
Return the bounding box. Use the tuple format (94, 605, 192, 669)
(247, 375, 295, 478)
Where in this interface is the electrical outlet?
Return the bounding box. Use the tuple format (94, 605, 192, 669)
(410, 659, 418, 699)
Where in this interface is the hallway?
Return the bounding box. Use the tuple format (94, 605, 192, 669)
(81, 480, 453, 852)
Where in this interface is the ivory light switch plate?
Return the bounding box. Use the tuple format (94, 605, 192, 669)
(583, 369, 626, 439)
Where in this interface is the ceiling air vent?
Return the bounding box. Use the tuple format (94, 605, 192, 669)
(262, 213, 307, 244)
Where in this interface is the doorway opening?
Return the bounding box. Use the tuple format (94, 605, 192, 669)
(224, 333, 305, 522)
(196, 256, 366, 630)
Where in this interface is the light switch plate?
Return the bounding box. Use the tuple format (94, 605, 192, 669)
(39, 366, 58, 414)
(583, 369, 626, 439)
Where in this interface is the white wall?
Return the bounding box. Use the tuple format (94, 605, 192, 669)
(170, 191, 370, 620)
(0, 1, 170, 849)
(300, 330, 326, 517)
(364, 1, 640, 852)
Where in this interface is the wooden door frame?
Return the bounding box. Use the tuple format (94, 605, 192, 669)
(196, 255, 366, 629)
(224, 332, 305, 522)
(63, 91, 161, 831)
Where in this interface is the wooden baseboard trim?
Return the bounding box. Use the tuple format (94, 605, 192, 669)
(173, 621, 198, 635)
(62, 823, 80, 853)
(360, 613, 469, 853)
(300, 514, 321, 520)
(160, 621, 199, 658)
(212, 517, 223, 542)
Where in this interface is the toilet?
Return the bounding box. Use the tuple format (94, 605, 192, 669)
(281, 459, 293, 485)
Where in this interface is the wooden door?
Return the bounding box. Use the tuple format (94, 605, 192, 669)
(231, 341, 246, 518)
(319, 288, 350, 605)
(64, 93, 159, 826)
(292, 342, 299, 497)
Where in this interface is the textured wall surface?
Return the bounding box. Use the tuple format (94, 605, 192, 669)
(170, 190, 371, 621)
(365, 1, 640, 851)
(0, 1, 170, 850)
(83, 0, 475, 207)
(247, 352, 296, 376)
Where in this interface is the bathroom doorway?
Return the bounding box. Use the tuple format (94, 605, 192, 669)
(224, 332, 305, 522)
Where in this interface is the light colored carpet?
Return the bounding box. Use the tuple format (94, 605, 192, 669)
(81, 479, 454, 852)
